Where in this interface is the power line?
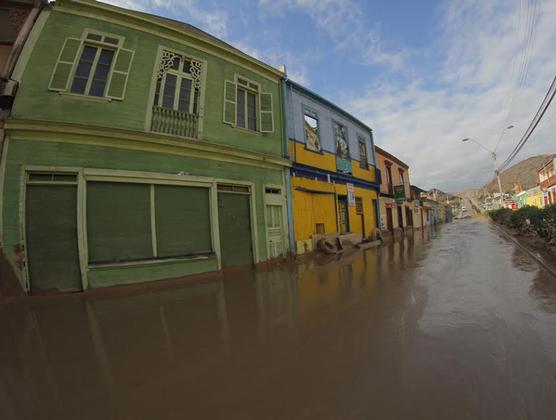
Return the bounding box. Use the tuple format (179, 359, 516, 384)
(495, 0, 538, 153)
(499, 74, 556, 171)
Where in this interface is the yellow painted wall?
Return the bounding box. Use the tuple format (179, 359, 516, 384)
(352, 162, 376, 183)
(297, 251, 378, 318)
(292, 189, 336, 240)
(291, 176, 377, 242)
(290, 141, 336, 172)
(290, 140, 376, 184)
(526, 192, 544, 208)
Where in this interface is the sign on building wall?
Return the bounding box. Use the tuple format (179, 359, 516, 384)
(393, 184, 406, 202)
(414, 199, 420, 213)
(347, 183, 356, 207)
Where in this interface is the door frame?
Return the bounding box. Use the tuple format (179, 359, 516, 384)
(21, 166, 87, 292)
(337, 195, 349, 234)
(263, 183, 288, 259)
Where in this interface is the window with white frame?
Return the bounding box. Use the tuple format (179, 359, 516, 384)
(49, 30, 134, 100)
(236, 78, 259, 131)
(153, 51, 202, 115)
(223, 75, 274, 133)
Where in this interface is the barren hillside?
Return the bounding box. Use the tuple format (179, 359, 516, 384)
(482, 155, 552, 193)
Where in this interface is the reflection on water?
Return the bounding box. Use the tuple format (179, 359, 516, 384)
(2, 221, 556, 419)
(0, 232, 432, 420)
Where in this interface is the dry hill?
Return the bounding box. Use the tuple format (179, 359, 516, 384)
(482, 154, 552, 193)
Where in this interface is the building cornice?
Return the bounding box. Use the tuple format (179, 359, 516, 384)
(53, 0, 284, 82)
(5, 118, 291, 170)
(375, 145, 409, 169)
(291, 162, 379, 191)
(287, 80, 373, 134)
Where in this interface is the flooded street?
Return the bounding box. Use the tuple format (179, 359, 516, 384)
(2, 219, 556, 419)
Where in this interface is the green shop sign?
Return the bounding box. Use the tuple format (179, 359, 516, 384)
(393, 184, 406, 202)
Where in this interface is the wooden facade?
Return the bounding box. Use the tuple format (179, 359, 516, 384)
(0, 0, 290, 293)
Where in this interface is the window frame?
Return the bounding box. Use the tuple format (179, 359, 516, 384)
(302, 106, 321, 152)
(333, 120, 350, 160)
(357, 135, 369, 169)
(70, 45, 115, 97)
(67, 29, 124, 99)
(235, 75, 261, 132)
(154, 53, 198, 115)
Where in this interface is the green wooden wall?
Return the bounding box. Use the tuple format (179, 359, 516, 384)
(2, 138, 284, 289)
(11, 8, 284, 157)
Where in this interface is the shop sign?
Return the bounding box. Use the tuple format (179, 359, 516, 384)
(393, 184, 406, 202)
(347, 183, 356, 207)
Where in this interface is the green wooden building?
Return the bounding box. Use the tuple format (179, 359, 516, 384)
(0, 0, 290, 293)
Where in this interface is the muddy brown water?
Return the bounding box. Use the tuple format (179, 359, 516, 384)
(2, 219, 556, 419)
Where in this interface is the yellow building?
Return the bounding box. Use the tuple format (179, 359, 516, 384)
(525, 187, 544, 208)
(285, 81, 380, 254)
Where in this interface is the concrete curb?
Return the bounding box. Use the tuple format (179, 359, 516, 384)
(357, 240, 382, 250)
(492, 223, 556, 278)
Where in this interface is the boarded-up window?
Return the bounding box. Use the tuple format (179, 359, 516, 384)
(87, 182, 153, 263)
(355, 197, 363, 214)
(155, 185, 212, 257)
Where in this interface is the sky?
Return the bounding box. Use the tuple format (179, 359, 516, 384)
(102, 0, 556, 192)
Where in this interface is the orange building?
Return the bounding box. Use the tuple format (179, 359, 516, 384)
(375, 146, 415, 234)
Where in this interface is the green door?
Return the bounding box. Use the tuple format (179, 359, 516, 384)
(218, 192, 253, 267)
(26, 184, 81, 292)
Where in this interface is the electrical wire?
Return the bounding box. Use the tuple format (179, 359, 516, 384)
(499, 74, 556, 171)
(495, 0, 538, 153)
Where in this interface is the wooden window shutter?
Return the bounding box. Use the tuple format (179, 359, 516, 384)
(106, 48, 134, 100)
(223, 80, 236, 126)
(259, 92, 274, 133)
(48, 38, 82, 91)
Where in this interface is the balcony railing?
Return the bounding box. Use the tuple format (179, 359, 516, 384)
(151, 106, 198, 138)
(540, 174, 556, 190)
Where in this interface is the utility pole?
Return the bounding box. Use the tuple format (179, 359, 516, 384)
(495, 168, 504, 208)
(461, 125, 514, 210)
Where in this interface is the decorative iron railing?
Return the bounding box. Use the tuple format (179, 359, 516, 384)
(150, 106, 198, 138)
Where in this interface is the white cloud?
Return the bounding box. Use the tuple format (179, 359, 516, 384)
(258, 0, 406, 70)
(100, 0, 228, 38)
(344, 0, 556, 192)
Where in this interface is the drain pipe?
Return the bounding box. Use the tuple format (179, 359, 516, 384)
(370, 129, 382, 231)
(279, 70, 296, 255)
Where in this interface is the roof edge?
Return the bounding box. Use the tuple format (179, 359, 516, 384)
(56, 0, 285, 80)
(375, 145, 409, 169)
(286, 79, 373, 134)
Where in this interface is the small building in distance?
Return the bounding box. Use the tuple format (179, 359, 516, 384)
(538, 155, 556, 206)
(375, 146, 413, 235)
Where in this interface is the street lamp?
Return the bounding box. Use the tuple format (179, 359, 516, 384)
(461, 125, 514, 209)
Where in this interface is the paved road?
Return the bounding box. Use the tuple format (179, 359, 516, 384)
(2, 219, 556, 419)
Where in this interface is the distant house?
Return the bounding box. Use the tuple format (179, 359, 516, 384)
(375, 146, 413, 234)
(538, 155, 556, 206)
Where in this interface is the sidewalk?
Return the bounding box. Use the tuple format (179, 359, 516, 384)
(492, 222, 556, 278)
